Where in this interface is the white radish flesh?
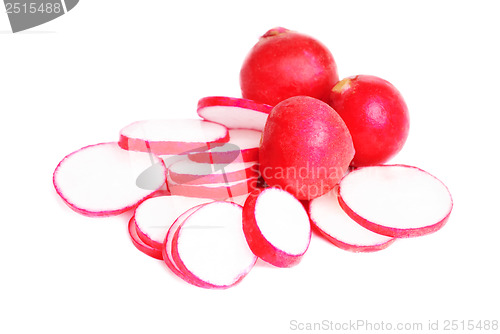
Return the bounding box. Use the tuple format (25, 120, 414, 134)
(133, 196, 214, 249)
(53, 142, 167, 217)
(119, 119, 229, 155)
(242, 187, 311, 267)
(171, 201, 257, 289)
(197, 96, 272, 131)
(339, 164, 453, 238)
(309, 190, 396, 252)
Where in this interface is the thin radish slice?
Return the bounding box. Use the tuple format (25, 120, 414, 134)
(225, 194, 250, 206)
(188, 129, 261, 164)
(338, 164, 453, 238)
(242, 187, 311, 267)
(167, 174, 258, 200)
(53, 142, 167, 217)
(309, 190, 396, 252)
(197, 96, 272, 131)
(128, 217, 163, 260)
(134, 196, 213, 250)
(168, 158, 259, 185)
(119, 119, 229, 155)
(171, 201, 257, 289)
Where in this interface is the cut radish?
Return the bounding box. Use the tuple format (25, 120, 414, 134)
(338, 165, 453, 238)
(309, 190, 396, 252)
(197, 96, 272, 131)
(242, 187, 311, 267)
(167, 174, 258, 200)
(119, 119, 229, 155)
(134, 196, 214, 250)
(171, 201, 257, 289)
(128, 216, 164, 260)
(168, 158, 259, 185)
(225, 194, 250, 206)
(188, 129, 261, 164)
(53, 142, 167, 217)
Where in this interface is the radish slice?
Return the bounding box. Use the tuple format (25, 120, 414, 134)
(168, 158, 259, 185)
(188, 129, 261, 164)
(338, 164, 453, 238)
(134, 196, 214, 250)
(167, 174, 258, 200)
(53, 142, 167, 217)
(171, 201, 257, 289)
(242, 187, 311, 267)
(128, 217, 164, 260)
(225, 194, 250, 206)
(119, 119, 229, 155)
(197, 96, 272, 131)
(309, 190, 396, 252)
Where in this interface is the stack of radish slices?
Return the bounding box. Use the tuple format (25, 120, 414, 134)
(53, 95, 453, 290)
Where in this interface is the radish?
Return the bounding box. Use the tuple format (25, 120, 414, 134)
(119, 119, 229, 155)
(242, 187, 311, 267)
(133, 196, 214, 250)
(188, 129, 261, 164)
(167, 174, 258, 200)
(197, 96, 272, 131)
(259, 96, 354, 200)
(168, 158, 259, 185)
(240, 27, 339, 106)
(128, 216, 164, 260)
(53, 142, 167, 217)
(338, 165, 453, 238)
(309, 190, 396, 252)
(171, 201, 257, 289)
(329, 75, 410, 167)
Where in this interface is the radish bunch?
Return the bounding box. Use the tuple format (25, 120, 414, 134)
(53, 27, 453, 290)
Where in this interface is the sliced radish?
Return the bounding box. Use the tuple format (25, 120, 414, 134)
(338, 164, 453, 238)
(171, 201, 257, 289)
(242, 187, 311, 267)
(225, 193, 251, 206)
(197, 96, 272, 131)
(119, 119, 229, 155)
(128, 216, 164, 260)
(309, 190, 396, 252)
(168, 158, 259, 185)
(188, 129, 261, 164)
(53, 142, 167, 217)
(167, 174, 258, 200)
(134, 196, 214, 250)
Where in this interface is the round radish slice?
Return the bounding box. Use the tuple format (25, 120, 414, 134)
(197, 96, 272, 131)
(338, 164, 453, 238)
(171, 201, 257, 289)
(242, 187, 311, 267)
(134, 196, 213, 250)
(53, 142, 167, 217)
(309, 190, 396, 252)
(188, 129, 261, 164)
(119, 119, 229, 155)
(168, 158, 259, 185)
(128, 216, 163, 260)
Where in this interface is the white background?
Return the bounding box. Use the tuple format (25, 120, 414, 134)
(1, 1, 499, 333)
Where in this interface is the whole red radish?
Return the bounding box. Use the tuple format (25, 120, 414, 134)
(329, 75, 410, 167)
(259, 96, 354, 200)
(240, 27, 339, 106)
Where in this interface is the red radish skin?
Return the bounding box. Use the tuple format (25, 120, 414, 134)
(197, 96, 272, 131)
(171, 202, 257, 289)
(119, 119, 229, 155)
(259, 96, 354, 200)
(53, 142, 167, 217)
(309, 190, 396, 252)
(128, 217, 164, 260)
(329, 75, 410, 167)
(242, 187, 311, 267)
(240, 27, 339, 106)
(338, 165, 453, 238)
